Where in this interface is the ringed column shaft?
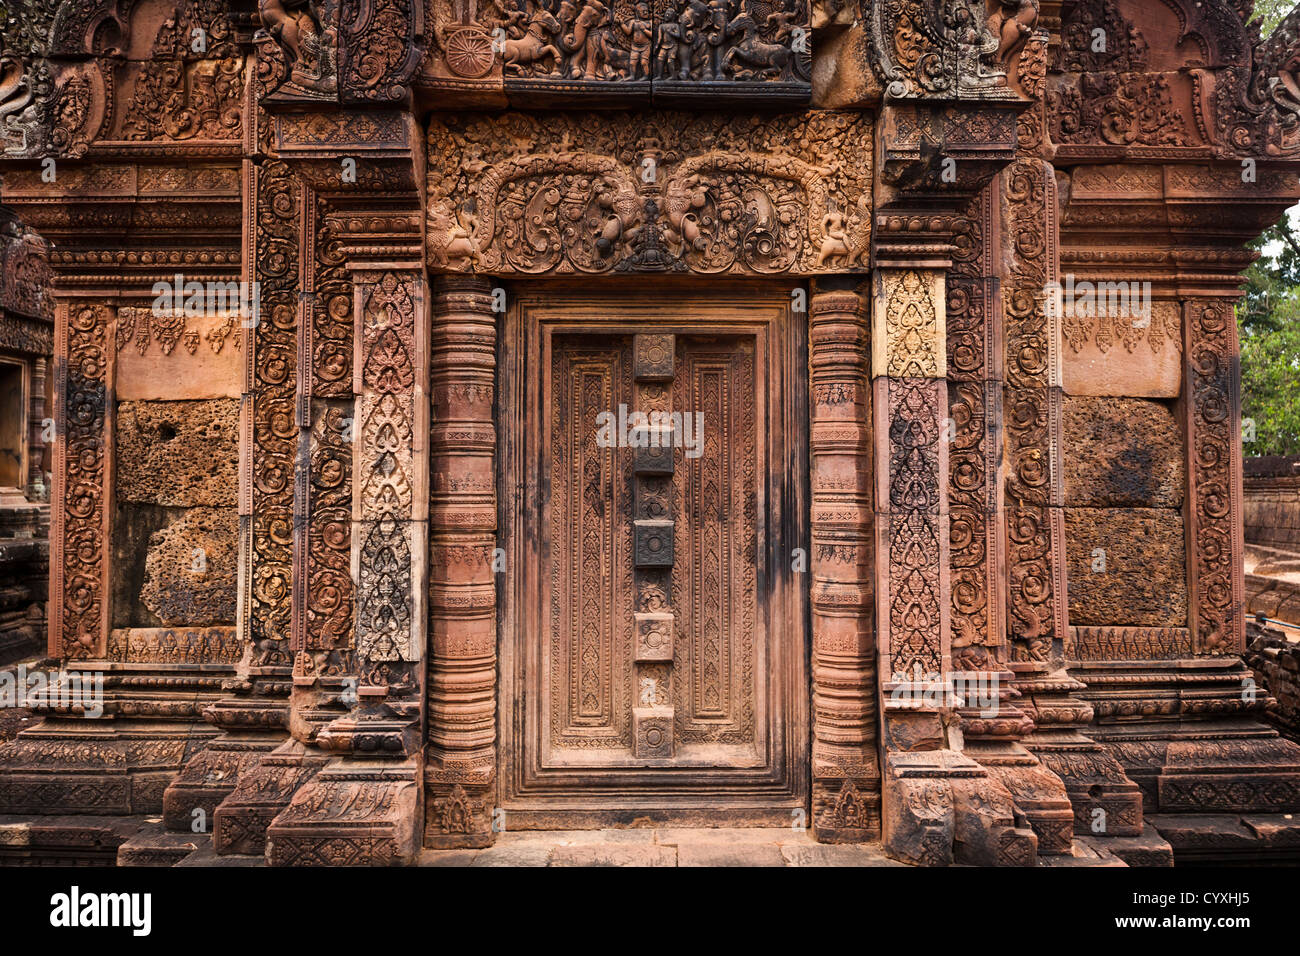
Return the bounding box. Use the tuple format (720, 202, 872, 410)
(809, 283, 880, 842)
(424, 275, 498, 848)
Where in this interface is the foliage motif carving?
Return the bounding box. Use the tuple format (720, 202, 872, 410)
(247, 160, 300, 666)
(55, 302, 110, 659)
(355, 271, 418, 663)
(426, 110, 872, 275)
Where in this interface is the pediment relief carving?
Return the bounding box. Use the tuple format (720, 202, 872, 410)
(425, 110, 872, 275)
(869, 0, 1035, 101)
(420, 0, 811, 104)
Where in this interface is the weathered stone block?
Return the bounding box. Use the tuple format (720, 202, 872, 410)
(141, 507, 238, 626)
(1063, 397, 1184, 508)
(1065, 508, 1187, 627)
(1061, 300, 1181, 398)
(116, 400, 239, 507)
(114, 309, 244, 401)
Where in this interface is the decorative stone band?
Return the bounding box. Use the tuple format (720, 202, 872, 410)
(351, 268, 428, 665)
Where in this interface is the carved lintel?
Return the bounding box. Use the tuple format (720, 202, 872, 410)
(426, 110, 872, 276)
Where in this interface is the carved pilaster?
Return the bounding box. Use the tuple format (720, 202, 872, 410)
(873, 267, 950, 698)
(809, 282, 879, 842)
(423, 275, 497, 849)
(50, 299, 111, 661)
(1184, 297, 1244, 658)
(999, 155, 1143, 841)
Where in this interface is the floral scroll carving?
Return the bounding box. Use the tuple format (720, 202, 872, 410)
(56, 303, 111, 659)
(426, 110, 872, 275)
(246, 160, 300, 667)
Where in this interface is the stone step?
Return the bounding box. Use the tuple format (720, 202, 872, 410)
(116, 820, 204, 866)
(1148, 812, 1300, 865)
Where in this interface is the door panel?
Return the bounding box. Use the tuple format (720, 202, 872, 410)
(500, 288, 807, 826)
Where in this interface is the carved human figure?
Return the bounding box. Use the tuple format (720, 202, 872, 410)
(985, 0, 1039, 67)
(816, 209, 856, 267)
(657, 3, 703, 80)
(444, 211, 480, 268)
(259, 0, 337, 94)
(618, 3, 654, 80)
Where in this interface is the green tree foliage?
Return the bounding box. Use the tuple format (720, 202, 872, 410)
(1241, 303, 1300, 456)
(1254, 0, 1298, 36)
(1238, 4, 1300, 457)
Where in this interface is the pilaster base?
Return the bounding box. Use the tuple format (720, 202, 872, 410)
(1077, 659, 1300, 816)
(1018, 665, 1144, 837)
(812, 756, 883, 843)
(1031, 745, 1146, 837)
(882, 749, 1038, 866)
(0, 718, 214, 815)
(161, 737, 277, 832)
(424, 768, 495, 849)
(267, 757, 422, 866)
(980, 757, 1075, 854)
(213, 739, 327, 856)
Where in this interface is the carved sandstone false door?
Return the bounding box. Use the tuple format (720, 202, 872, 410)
(500, 288, 808, 826)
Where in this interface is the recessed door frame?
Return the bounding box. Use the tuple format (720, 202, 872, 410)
(497, 278, 810, 828)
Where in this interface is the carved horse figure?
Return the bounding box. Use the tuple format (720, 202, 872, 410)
(503, 8, 563, 75)
(722, 13, 791, 79)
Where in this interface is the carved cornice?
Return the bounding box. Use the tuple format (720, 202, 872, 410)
(0, 159, 243, 288)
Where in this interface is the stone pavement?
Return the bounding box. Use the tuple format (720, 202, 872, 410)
(418, 828, 909, 867)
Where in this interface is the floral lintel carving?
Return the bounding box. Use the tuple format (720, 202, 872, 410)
(426, 110, 873, 275)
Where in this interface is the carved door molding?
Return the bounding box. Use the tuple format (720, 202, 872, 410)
(498, 282, 809, 826)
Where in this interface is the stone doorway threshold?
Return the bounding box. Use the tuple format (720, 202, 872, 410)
(18, 814, 1300, 866)
(419, 828, 906, 867)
